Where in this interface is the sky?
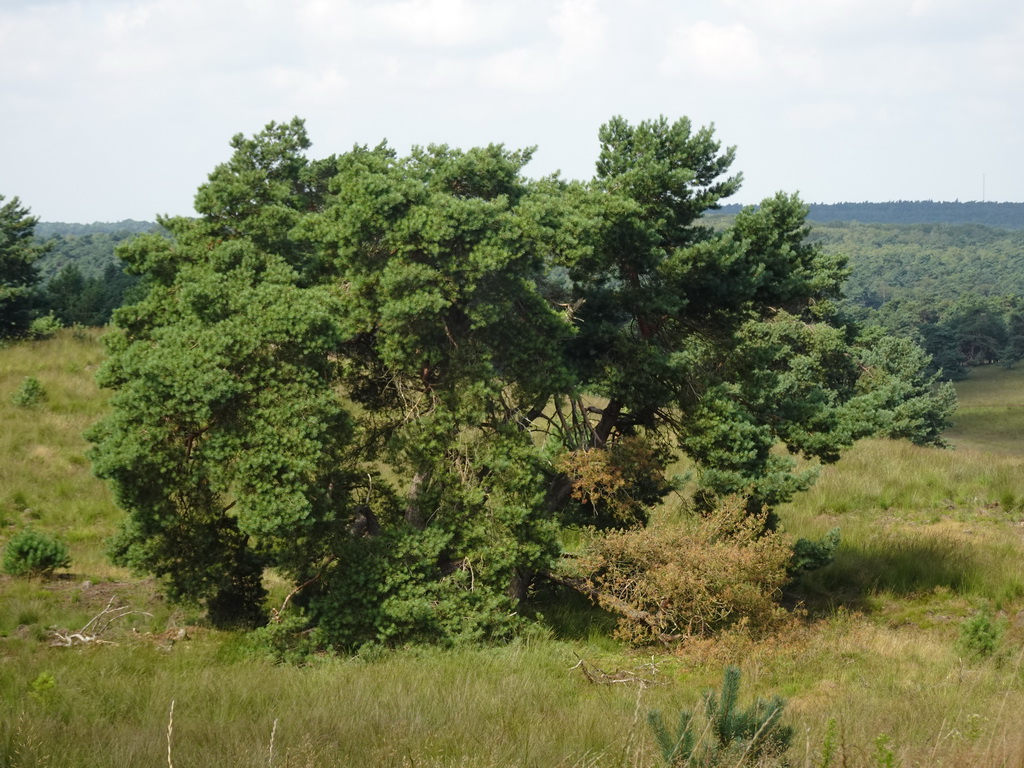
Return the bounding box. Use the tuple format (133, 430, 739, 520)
(2, 0, 1022, 223)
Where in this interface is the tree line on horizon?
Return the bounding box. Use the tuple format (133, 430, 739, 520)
(9, 200, 1024, 381)
(0, 218, 156, 333)
(718, 200, 1024, 229)
(811, 221, 1024, 378)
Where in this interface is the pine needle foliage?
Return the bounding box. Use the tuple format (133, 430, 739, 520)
(648, 708, 698, 767)
(85, 116, 958, 643)
(9, 375, 44, 407)
(957, 608, 1003, 659)
(2, 527, 71, 577)
(648, 665, 793, 767)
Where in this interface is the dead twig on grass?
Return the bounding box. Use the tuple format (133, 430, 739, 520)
(268, 717, 279, 768)
(167, 699, 175, 768)
(570, 655, 664, 688)
(49, 595, 152, 647)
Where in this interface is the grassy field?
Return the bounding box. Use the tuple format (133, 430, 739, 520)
(3, 331, 1024, 767)
(944, 364, 1024, 455)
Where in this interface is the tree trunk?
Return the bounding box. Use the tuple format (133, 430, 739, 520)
(508, 567, 533, 605)
(592, 398, 622, 447)
(405, 471, 427, 529)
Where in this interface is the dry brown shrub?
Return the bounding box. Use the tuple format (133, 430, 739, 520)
(576, 497, 793, 645)
(555, 435, 671, 526)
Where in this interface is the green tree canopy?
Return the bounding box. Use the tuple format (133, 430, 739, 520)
(0, 195, 47, 338)
(88, 117, 956, 645)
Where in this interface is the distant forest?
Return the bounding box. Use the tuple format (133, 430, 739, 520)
(31, 220, 163, 326)
(810, 222, 1024, 378)
(717, 200, 1024, 229)
(30, 203, 1024, 379)
(34, 220, 157, 239)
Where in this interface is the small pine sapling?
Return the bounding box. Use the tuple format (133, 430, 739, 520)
(958, 608, 1003, 659)
(703, 666, 793, 763)
(10, 376, 45, 407)
(649, 665, 793, 767)
(818, 717, 839, 768)
(29, 313, 62, 340)
(648, 708, 698, 767)
(3, 527, 71, 577)
(789, 527, 841, 575)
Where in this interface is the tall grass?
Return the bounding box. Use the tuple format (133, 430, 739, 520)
(1, 633, 686, 767)
(5, 624, 1021, 767)
(5, 337, 1024, 766)
(944, 363, 1024, 454)
(781, 439, 1024, 522)
(0, 328, 121, 576)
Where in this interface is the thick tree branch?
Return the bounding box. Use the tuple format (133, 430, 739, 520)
(542, 570, 682, 646)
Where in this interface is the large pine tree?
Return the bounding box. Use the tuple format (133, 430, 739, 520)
(88, 117, 956, 646)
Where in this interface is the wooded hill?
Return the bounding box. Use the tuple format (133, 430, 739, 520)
(34, 220, 162, 281)
(810, 222, 1024, 377)
(28, 221, 158, 326)
(718, 200, 1024, 229)
(30, 203, 1024, 378)
(710, 204, 1024, 378)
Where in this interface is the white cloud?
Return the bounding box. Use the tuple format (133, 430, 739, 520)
(2, 0, 1024, 219)
(661, 21, 763, 81)
(550, 0, 607, 65)
(266, 66, 349, 108)
(478, 0, 608, 92)
(785, 100, 862, 130)
(721, 0, 895, 36)
(295, 0, 357, 31)
(477, 48, 537, 91)
(368, 0, 496, 47)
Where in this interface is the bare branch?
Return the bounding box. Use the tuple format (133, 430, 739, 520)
(272, 556, 337, 622)
(50, 596, 153, 647)
(569, 655, 664, 688)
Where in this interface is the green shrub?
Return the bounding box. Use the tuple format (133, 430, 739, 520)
(3, 527, 71, 577)
(10, 376, 45, 407)
(246, 610, 327, 664)
(790, 527, 842, 575)
(818, 717, 839, 768)
(28, 671, 58, 703)
(873, 734, 896, 768)
(28, 314, 62, 340)
(957, 608, 1003, 659)
(306, 525, 523, 650)
(648, 665, 793, 766)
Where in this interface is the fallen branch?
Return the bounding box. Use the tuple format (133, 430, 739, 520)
(49, 596, 152, 647)
(49, 632, 118, 647)
(543, 570, 684, 646)
(570, 655, 664, 688)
